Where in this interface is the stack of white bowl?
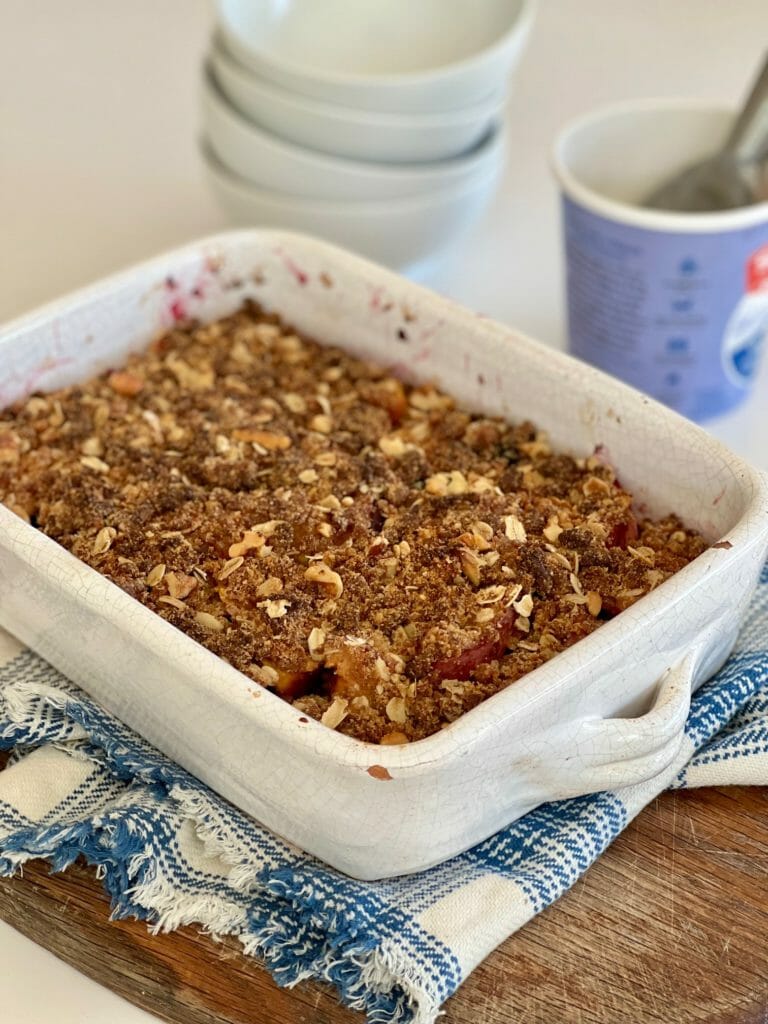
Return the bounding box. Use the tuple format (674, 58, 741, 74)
(202, 0, 534, 274)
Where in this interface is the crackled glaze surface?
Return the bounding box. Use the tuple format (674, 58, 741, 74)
(0, 231, 766, 878)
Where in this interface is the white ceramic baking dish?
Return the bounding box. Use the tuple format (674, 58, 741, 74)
(1, 231, 766, 880)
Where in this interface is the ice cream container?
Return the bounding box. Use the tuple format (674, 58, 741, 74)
(553, 99, 768, 422)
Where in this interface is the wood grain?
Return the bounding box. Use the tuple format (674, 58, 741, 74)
(1, 785, 767, 1023)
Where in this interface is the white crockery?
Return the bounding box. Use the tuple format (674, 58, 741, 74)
(216, 0, 534, 114)
(0, 231, 766, 879)
(201, 68, 505, 200)
(210, 35, 507, 164)
(201, 143, 503, 273)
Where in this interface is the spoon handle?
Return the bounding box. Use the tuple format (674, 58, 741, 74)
(726, 51, 768, 162)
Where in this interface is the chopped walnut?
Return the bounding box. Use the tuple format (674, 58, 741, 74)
(260, 598, 290, 619)
(543, 516, 563, 543)
(310, 414, 333, 434)
(304, 562, 344, 597)
(229, 531, 266, 558)
(426, 470, 469, 496)
(166, 572, 197, 601)
(379, 435, 417, 458)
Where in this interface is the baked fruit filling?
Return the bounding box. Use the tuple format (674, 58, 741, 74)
(0, 302, 707, 743)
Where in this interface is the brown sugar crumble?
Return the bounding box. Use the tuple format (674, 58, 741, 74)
(0, 303, 707, 744)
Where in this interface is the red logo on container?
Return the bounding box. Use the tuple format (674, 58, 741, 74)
(747, 245, 768, 292)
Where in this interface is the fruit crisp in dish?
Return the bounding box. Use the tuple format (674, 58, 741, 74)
(0, 303, 707, 744)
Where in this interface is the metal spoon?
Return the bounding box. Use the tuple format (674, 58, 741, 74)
(644, 52, 768, 212)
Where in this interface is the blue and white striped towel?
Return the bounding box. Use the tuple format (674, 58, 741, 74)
(2, 560, 767, 1023)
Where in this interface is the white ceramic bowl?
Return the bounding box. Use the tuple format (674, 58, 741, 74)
(201, 143, 503, 273)
(1, 231, 766, 879)
(210, 34, 506, 164)
(215, 0, 534, 114)
(202, 67, 505, 200)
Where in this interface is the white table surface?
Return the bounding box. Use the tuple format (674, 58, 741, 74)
(1, 1, 767, 1019)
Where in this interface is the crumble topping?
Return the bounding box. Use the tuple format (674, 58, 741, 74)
(0, 303, 707, 743)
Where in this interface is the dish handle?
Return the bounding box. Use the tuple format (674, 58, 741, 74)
(567, 654, 694, 792)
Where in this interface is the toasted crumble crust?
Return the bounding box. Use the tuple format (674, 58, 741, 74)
(0, 303, 707, 743)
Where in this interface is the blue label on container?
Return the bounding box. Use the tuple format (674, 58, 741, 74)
(562, 196, 768, 421)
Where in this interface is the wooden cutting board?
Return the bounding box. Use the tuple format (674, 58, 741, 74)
(1, 784, 768, 1024)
